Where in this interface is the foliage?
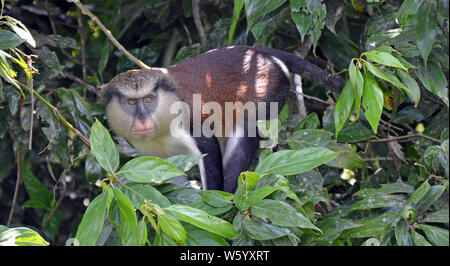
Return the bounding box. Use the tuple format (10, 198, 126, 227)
(0, 0, 448, 246)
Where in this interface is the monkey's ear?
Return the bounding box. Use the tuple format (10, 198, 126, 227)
(96, 84, 109, 104)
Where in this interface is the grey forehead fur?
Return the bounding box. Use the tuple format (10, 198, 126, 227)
(98, 69, 178, 103)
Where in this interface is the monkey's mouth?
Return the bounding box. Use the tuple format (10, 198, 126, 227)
(131, 127, 155, 137)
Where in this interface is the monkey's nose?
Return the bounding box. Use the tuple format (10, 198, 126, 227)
(132, 118, 155, 136)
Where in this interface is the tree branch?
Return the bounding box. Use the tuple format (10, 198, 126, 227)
(69, 0, 150, 69)
(192, 0, 208, 46)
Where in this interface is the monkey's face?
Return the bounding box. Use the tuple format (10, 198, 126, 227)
(100, 70, 181, 141)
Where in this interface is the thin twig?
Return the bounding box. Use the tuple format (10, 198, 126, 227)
(180, 17, 193, 45)
(294, 91, 334, 106)
(77, 6, 87, 80)
(62, 72, 97, 93)
(192, 0, 208, 46)
(7, 133, 21, 227)
(70, 0, 150, 69)
(363, 133, 442, 144)
(41, 178, 67, 234)
(15, 80, 91, 147)
(363, 157, 394, 161)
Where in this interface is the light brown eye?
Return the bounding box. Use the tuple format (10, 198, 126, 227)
(144, 97, 153, 104)
(127, 99, 137, 105)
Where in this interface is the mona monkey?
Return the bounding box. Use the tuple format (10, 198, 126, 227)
(98, 45, 345, 193)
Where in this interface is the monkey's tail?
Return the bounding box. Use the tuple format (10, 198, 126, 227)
(255, 47, 346, 93)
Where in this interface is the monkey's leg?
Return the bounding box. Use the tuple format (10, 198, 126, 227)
(222, 130, 260, 193)
(194, 136, 224, 190)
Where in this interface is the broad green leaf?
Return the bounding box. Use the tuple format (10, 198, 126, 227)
(416, 185, 445, 213)
(337, 122, 376, 143)
(422, 209, 449, 224)
(362, 71, 384, 133)
(90, 119, 119, 174)
(417, 224, 449, 246)
(343, 212, 399, 239)
(395, 220, 413, 246)
(349, 61, 364, 119)
(21, 165, 54, 210)
(158, 213, 186, 245)
(288, 129, 366, 169)
(255, 148, 339, 176)
(354, 183, 415, 198)
(334, 81, 354, 138)
(244, 0, 287, 35)
(122, 183, 171, 209)
(190, 199, 233, 216)
(236, 186, 276, 211)
(75, 188, 111, 246)
(349, 194, 406, 212)
(393, 0, 425, 26)
(406, 181, 431, 206)
(112, 186, 138, 246)
(0, 29, 24, 49)
(167, 204, 239, 240)
(118, 156, 184, 183)
(0, 227, 49, 246)
(137, 218, 148, 246)
(411, 231, 432, 246)
(251, 199, 321, 232)
(237, 171, 261, 187)
(416, 1, 437, 67)
(416, 61, 448, 107)
(229, 0, 245, 43)
(184, 223, 229, 246)
(241, 216, 290, 240)
(199, 190, 232, 208)
(364, 50, 407, 71)
(165, 154, 205, 172)
(365, 61, 410, 94)
(98, 39, 109, 78)
(397, 70, 421, 107)
(312, 218, 360, 245)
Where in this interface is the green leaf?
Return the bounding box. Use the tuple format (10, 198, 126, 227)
(236, 186, 277, 211)
(255, 148, 339, 176)
(21, 165, 54, 210)
(241, 216, 290, 240)
(0, 29, 24, 49)
(288, 129, 366, 169)
(396, 70, 421, 107)
(112, 186, 138, 246)
(75, 188, 111, 246)
(422, 209, 449, 224)
(362, 71, 384, 133)
(199, 190, 232, 208)
(417, 224, 449, 246)
(0, 227, 49, 246)
(411, 231, 432, 246)
(406, 180, 431, 206)
(395, 220, 413, 246)
(416, 185, 445, 213)
(229, 0, 245, 43)
(90, 119, 120, 174)
(137, 218, 148, 246)
(349, 194, 406, 212)
(393, 0, 425, 26)
(354, 182, 414, 198)
(167, 204, 239, 240)
(98, 40, 110, 78)
(121, 183, 171, 209)
(334, 81, 354, 138)
(337, 122, 376, 143)
(165, 154, 205, 172)
(118, 156, 184, 183)
(349, 61, 364, 119)
(244, 0, 287, 36)
(251, 199, 321, 232)
(184, 223, 229, 246)
(416, 1, 437, 67)
(158, 213, 186, 245)
(313, 218, 360, 245)
(364, 50, 407, 71)
(365, 61, 410, 94)
(416, 61, 448, 107)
